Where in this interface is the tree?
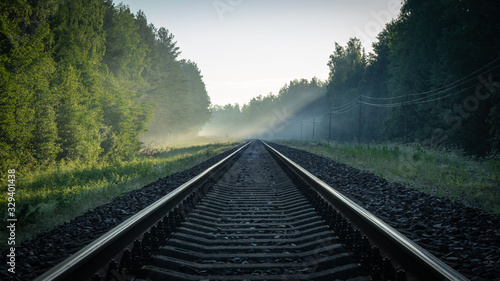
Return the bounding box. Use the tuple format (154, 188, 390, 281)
(437, 0, 500, 154)
(0, 0, 58, 170)
(103, 2, 147, 82)
(362, 22, 397, 141)
(50, 0, 106, 161)
(326, 38, 366, 141)
(202, 78, 327, 140)
(0, 0, 212, 172)
(99, 2, 153, 160)
(181, 60, 211, 134)
(142, 27, 192, 143)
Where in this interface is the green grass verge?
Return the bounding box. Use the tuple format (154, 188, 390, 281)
(0, 141, 241, 249)
(278, 140, 500, 214)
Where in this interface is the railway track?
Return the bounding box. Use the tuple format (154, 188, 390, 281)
(35, 140, 468, 281)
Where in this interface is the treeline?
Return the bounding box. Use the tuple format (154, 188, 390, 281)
(0, 0, 211, 172)
(326, 0, 500, 155)
(207, 0, 500, 155)
(203, 78, 327, 139)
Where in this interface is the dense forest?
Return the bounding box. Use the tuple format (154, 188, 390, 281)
(203, 78, 327, 139)
(205, 0, 500, 156)
(0, 0, 211, 173)
(2, 0, 500, 179)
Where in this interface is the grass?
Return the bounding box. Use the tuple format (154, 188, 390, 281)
(278, 140, 500, 214)
(0, 140, 241, 249)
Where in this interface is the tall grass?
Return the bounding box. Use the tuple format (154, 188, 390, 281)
(0, 141, 240, 248)
(280, 140, 500, 214)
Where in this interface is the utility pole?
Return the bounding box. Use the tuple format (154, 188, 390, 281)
(312, 118, 316, 140)
(404, 93, 408, 143)
(358, 94, 361, 144)
(300, 121, 303, 140)
(328, 110, 332, 142)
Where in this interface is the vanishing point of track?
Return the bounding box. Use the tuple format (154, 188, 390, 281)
(35, 140, 468, 281)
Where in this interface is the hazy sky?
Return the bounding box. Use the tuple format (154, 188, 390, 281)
(119, 0, 403, 106)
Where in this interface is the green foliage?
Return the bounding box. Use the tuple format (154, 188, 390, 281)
(0, 141, 239, 249)
(100, 74, 153, 161)
(103, 1, 147, 82)
(180, 60, 212, 133)
(203, 78, 327, 139)
(139, 26, 213, 144)
(51, 0, 106, 68)
(487, 86, 500, 152)
(320, 0, 500, 155)
(327, 38, 366, 98)
(0, 0, 214, 248)
(282, 140, 500, 214)
(54, 64, 102, 162)
(376, 0, 499, 154)
(326, 38, 366, 141)
(0, 0, 211, 175)
(0, 0, 58, 172)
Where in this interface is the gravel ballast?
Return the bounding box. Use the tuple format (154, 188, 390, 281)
(267, 141, 500, 281)
(2, 141, 498, 280)
(0, 143, 244, 281)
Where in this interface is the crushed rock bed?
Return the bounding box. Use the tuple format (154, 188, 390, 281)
(267, 142, 500, 281)
(2, 141, 498, 280)
(0, 143, 244, 281)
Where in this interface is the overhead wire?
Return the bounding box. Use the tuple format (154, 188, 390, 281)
(357, 62, 500, 107)
(408, 57, 500, 96)
(360, 82, 475, 108)
(290, 57, 500, 129)
(407, 73, 500, 105)
(297, 57, 500, 141)
(330, 96, 359, 110)
(332, 102, 360, 113)
(360, 58, 500, 101)
(360, 101, 401, 108)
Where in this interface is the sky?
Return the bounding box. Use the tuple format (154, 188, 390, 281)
(119, 0, 403, 106)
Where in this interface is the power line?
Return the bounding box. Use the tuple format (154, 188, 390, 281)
(330, 96, 359, 110)
(310, 57, 499, 142)
(359, 72, 500, 108)
(360, 101, 401, 108)
(361, 58, 500, 101)
(331, 103, 360, 113)
(410, 57, 500, 96)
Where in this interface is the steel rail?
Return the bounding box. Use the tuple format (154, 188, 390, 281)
(35, 141, 253, 281)
(262, 140, 468, 281)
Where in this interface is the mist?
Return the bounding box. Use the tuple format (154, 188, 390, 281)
(200, 78, 329, 140)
